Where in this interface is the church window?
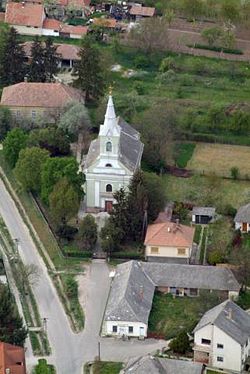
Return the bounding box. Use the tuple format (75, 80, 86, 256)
(106, 184, 112, 192)
(106, 141, 112, 152)
(105, 163, 112, 167)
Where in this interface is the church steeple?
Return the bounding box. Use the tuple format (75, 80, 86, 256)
(99, 95, 120, 137)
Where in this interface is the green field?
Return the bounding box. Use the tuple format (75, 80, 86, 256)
(92, 361, 123, 374)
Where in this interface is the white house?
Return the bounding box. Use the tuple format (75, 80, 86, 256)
(234, 203, 250, 233)
(82, 94, 144, 213)
(193, 300, 250, 372)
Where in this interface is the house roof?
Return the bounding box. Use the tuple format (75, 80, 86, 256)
(104, 261, 155, 324)
(234, 203, 250, 223)
(22, 41, 80, 61)
(104, 261, 240, 324)
(192, 207, 216, 216)
(84, 97, 143, 173)
(0, 342, 26, 374)
(130, 5, 155, 17)
(194, 300, 250, 346)
(43, 18, 61, 31)
(5, 2, 44, 27)
(60, 24, 88, 35)
(93, 17, 117, 28)
(1, 82, 84, 108)
(123, 356, 204, 374)
(144, 222, 195, 248)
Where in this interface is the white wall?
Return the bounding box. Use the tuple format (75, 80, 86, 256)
(13, 25, 43, 36)
(145, 245, 191, 259)
(235, 221, 250, 232)
(42, 28, 59, 36)
(103, 321, 147, 338)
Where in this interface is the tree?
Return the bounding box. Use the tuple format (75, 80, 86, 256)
(0, 284, 28, 346)
(29, 37, 46, 82)
(128, 17, 169, 54)
(28, 127, 70, 156)
(3, 128, 28, 168)
(0, 27, 26, 86)
(78, 214, 97, 251)
(201, 26, 223, 47)
(220, 0, 240, 23)
(220, 28, 236, 49)
(49, 177, 80, 225)
(230, 166, 239, 180)
(41, 157, 84, 204)
(43, 37, 59, 82)
(16, 263, 40, 296)
(182, 0, 204, 20)
(169, 330, 191, 354)
(15, 147, 50, 193)
(0, 107, 12, 140)
(74, 36, 106, 102)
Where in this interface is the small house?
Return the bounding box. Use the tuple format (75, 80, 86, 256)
(234, 203, 250, 233)
(129, 5, 155, 21)
(193, 300, 250, 372)
(0, 341, 26, 374)
(192, 207, 216, 225)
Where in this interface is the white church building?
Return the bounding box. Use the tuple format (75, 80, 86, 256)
(82, 95, 144, 213)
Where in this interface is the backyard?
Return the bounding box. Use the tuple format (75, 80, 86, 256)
(148, 291, 223, 339)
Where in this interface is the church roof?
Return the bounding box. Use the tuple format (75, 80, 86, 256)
(84, 97, 143, 172)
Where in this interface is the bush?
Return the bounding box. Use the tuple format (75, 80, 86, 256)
(34, 359, 55, 374)
(62, 246, 92, 258)
(159, 56, 176, 72)
(230, 166, 239, 180)
(133, 81, 145, 95)
(158, 69, 176, 84)
(56, 225, 78, 240)
(133, 54, 149, 69)
(190, 43, 243, 55)
(207, 250, 225, 265)
(169, 331, 190, 354)
(64, 276, 78, 299)
(218, 204, 237, 217)
(110, 251, 144, 259)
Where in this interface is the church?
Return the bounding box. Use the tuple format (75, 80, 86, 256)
(82, 94, 144, 213)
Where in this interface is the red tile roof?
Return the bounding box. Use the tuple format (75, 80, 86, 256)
(5, 2, 44, 27)
(0, 342, 26, 374)
(1, 82, 84, 108)
(60, 24, 88, 35)
(144, 222, 195, 247)
(43, 18, 61, 30)
(130, 5, 155, 17)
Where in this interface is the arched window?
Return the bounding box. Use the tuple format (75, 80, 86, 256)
(105, 163, 112, 167)
(106, 184, 112, 192)
(106, 141, 112, 152)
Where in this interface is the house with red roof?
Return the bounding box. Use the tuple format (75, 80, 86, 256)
(144, 221, 195, 264)
(0, 342, 26, 374)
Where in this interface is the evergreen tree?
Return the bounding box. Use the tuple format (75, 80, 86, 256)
(0, 27, 26, 86)
(29, 37, 46, 82)
(44, 37, 59, 82)
(78, 214, 98, 251)
(74, 36, 106, 102)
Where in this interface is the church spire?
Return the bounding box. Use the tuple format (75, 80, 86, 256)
(99, 94, 120, 137)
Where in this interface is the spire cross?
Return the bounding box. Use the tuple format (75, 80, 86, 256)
(109, 85, 113, 95)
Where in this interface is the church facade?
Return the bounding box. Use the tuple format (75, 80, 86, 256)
(82, 95, 144, 213)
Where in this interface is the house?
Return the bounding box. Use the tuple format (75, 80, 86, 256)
(0, 342, 26, 374)
(42, 18, 61, 36)
(234, 203, 250, 233)
(192, 207, 216, 225)
(22, 41, 80, 68)
(129, 5, 155, 21)
(82, 94, 144, 213)
(59, 24, 88, 39)
(5, 2, 45, 36)
(144, 221, 195, 263)
(102, 261, 240, 338)
(122, 356, 204, 374)
(0, 82, 84, 122)
(193, 300, 250, 372)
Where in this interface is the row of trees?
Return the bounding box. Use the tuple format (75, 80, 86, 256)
(0, 27, 59, 86)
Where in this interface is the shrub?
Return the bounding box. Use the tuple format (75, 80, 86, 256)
(230, 166, 239, 180)
(64, 276, 78, 299)
(218, 204, 237, 217)
(56, 225, 78, 240)
(158, 69, 176, 84)
(159, 56, 176, 72)
(133, 54, 149, 69)
(207, 250, 225, 265)
(169, 331, 190, 354)
(133, 81, 145, 95)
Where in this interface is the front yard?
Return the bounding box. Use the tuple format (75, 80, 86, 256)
(92, 361, 123, 374)
(148, 291, 224, 339)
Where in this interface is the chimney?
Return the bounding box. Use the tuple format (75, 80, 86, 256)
(21, 1, 25, 7)
(228, 308, 233, 320)
(167, 227, 171, 232)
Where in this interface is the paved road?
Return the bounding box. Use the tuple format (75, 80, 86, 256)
(0, 179, 167, 374)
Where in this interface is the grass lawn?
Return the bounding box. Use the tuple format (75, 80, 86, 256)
(187, 143, 250, 178)
(148, 291, 222, 339)
(92, 361, 123, 374)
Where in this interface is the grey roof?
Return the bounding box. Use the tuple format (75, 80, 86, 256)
(192, 207, 216, 216)
(84, 117, 143, 172)
(141, 262, 240, 292)
(123, 356, 204, 374)
(194, 300, 250, 345)
(104, 261, 155, 324)
(234, 203, 250, 223)
(104, 261, 240, 324)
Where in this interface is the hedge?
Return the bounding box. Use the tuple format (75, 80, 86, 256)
(61, 248, 92, 259)
(183, 131, 250, 146)
(187, 43, 243, 55)
(110, 252, 144, 260)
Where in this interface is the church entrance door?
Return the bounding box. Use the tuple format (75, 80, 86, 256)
(105, 201, 113, 213)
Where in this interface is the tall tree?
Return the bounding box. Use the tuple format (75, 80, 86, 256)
(3, 128, 28, 168)
(0, 107, 12, 141)
(74, 36, 106, 102)
(28, 127, 70, 156)
(78, 214, 98, 251)
(15, 147, 50, 193)
(43, 37, 59, 82)
(0, 27, 26, 86)
(29, 37, 46, 82)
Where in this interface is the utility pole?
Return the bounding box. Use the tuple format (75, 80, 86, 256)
(43, 317, 48, 334)
(98, 341, 101, 361)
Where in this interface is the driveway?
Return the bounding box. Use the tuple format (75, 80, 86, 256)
(0, 179, 167, 373)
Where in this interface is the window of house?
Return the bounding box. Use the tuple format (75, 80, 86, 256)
(31, 110, 37, 119)
(150, 247, 159, 254)
(112, 325, 117, 333)
(217, 356, 224, 362)
(177, 248, 186, 255)
(201, 338, 211, 345)
(106, 141, 112, 152)
(217, 343, 224, 349)
(128, 326, 133, 333)
(190, 288, 198, 296)
(105, 163, 112, 167)
(106, 184, 112, 192)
